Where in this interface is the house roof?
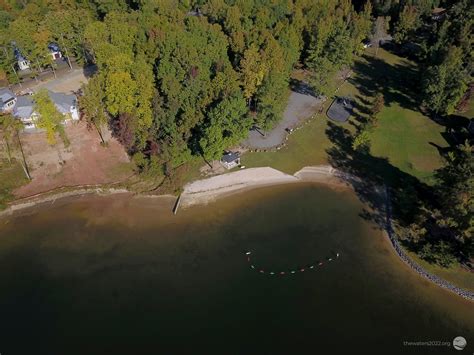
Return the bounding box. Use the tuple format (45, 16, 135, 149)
(0, 88, 16, 108)
(48, 91, 76, 114)
(48, 43, 61, 52)
(221, 151, 240, 163)
(13, 90, 76, 118)
(13, 47, 27, 62)
(13, 95, 34, 119)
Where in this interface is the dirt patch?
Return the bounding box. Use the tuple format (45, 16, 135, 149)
(14, 121, 132, 198)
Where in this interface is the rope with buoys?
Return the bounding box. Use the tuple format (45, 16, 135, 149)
(245, 251, 340, 276)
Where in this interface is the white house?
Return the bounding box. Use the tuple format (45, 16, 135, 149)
(0, 88, 17, 112)
(14, 43, 62, 71)
(13, 90, 79, 130)
(48, 43, 62, 61)
(14, 48, 30, 71)
(17, 58, 30, 71)
(220, 151, 241, 169)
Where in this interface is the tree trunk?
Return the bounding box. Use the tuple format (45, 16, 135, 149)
(36, 60, 42, 73)
(16, 130, 31, 180)
(202, 155, 213, 169)
(11, 64, 22, 88)
(66, 55, 73, 70)
(95, 123, 106, 144)
(3, 137, 12, 164)
(60, 34, 73, 70)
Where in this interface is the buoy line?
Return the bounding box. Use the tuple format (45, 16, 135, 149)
(245, 251, 340, 276)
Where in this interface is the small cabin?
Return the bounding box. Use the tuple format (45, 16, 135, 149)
(14, 48, 30, 71)
(221, 151, 240, 169)
(48, 43, 62, 60)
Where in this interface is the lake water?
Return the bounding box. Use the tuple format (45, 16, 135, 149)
(0, 183, 472, 355)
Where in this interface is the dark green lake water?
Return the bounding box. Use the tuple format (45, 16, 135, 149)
(0, 183, 472, 355)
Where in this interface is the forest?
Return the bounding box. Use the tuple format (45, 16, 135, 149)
(1, 0, 374, 172)
(0, 0, 472, 266)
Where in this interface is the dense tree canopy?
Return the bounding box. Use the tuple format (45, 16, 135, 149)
(0, 0, 381, 175)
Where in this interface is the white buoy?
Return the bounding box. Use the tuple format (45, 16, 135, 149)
(245, 251, 251, 255)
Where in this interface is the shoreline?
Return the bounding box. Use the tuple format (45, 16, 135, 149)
(180, 165, 353, 207)
(1, 165, 473, 301)
(0, 186, 131, 218)
(384, 185, 474, 302)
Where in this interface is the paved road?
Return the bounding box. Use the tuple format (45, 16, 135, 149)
(12, 62, 96, 95)
(242, 91, 323, 149)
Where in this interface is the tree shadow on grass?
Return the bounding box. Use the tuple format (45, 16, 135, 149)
(348, 54, 420, 112)
(325, 122, 433, 231)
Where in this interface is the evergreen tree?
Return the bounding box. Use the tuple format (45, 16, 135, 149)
(422, 46, 468, 115)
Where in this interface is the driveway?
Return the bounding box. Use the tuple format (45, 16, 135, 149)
(242, 90, 324, 149)
(12, 63, 96, 95)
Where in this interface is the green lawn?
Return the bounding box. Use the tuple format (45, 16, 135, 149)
(244, 48, 447, 184)
(0, 159, 29, 209)
(370, 106, 445, 183)
(242, 115, 334, 173)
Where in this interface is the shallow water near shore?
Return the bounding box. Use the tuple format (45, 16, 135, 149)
(0, 183, 472, 354)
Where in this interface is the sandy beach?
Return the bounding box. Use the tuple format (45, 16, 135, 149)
(1, 165, 348, 216)
(180, 165, 348, 207)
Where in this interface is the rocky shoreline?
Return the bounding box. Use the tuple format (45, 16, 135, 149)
(384, 185, 474, 302)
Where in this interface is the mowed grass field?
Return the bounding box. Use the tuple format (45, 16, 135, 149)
(243, 48, 447, 184)
(370, 105, 446, 183)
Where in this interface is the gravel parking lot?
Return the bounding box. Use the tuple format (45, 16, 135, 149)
(242, 91, 323, 149)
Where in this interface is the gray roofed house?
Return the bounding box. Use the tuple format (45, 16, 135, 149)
(13, 95, 34, 118)
(13, 96, 36, 129)
(48, 91, 78, 116)
(220, 151, 241, 169)
(0, 88, 17, 112)
(12, 90, 79, 130)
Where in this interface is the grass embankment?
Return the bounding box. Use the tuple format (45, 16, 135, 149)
(0, 160, 28, 209)
(408, 251, 474, 292)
